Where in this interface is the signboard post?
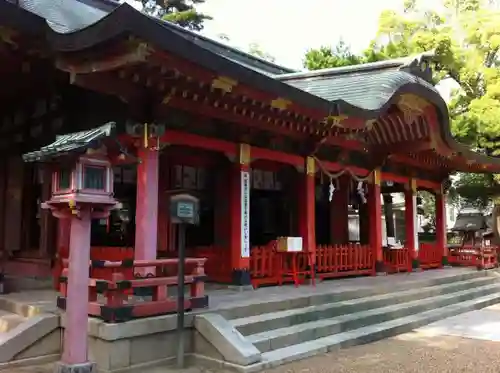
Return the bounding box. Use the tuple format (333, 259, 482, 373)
(168, 193, 199, 369)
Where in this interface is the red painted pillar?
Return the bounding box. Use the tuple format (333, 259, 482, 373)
(368, 169, 383, 272)
(53, 217, 71, 290)
(229, 144, 251, 286)
(134, 146, 159, 274)
(298, 157, 316, 263)
(405, 179, 418, 269)
(435, 186, 447, 265)
(59, 209, 94, 371)
(330, 174, 349, 244)
(157, 153, 169, 252)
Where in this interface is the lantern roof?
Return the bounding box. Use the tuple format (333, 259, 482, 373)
(22, 122, 116, 162)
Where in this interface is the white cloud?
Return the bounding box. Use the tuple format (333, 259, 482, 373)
(121, 0, 143, 11)
(198, 0, 404, 69)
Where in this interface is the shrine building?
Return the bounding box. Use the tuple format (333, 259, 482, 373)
(1, 0, 500, 290)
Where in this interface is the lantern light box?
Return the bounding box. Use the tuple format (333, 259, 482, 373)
(48, 148, 116, 206)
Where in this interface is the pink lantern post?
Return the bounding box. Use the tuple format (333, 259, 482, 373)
(43, 147, 117, 373)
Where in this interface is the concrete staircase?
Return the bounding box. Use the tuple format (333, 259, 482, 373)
(195, 271, 500, 372)
(0, 295, 60, 369)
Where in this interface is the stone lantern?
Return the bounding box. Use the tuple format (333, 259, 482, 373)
(44, 148, 116, 214)
(43, 147, 117, 373)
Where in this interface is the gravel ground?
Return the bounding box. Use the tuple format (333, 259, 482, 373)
(8, 322, 500, 373)
(260, 332, 500, 373)
(134, 330, 500, 373)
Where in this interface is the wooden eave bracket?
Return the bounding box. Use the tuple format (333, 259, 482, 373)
(55, 41, 153, 75)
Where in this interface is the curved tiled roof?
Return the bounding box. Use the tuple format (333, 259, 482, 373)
(2, 0, 500, 171)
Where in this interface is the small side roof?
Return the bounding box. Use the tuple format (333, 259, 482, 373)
(452, 208, 487, 232)
(22, 122, 116, 162)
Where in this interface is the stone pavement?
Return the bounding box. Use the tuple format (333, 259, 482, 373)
(8, 302, 500, 373)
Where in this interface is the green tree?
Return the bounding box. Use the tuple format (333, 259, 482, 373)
(303, 0, 500, 207)
(304, 39, 367, 70)
(139, 0, 211, 31)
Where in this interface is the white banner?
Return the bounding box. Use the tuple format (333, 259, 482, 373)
(241, 171, 250, 258)
(413, 194, 419, 252)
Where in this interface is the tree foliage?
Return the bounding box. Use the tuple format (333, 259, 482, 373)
(139, 0, 211, 31)
(303, 0, 500, 208)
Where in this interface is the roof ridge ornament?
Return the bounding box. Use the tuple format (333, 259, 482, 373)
(398, 50, 435, 84)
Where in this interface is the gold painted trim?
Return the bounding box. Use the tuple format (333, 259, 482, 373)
(365, 119, 376, 130)
(270, 97, 291, 111)
(397, 94, 431, 124)
(0, 27, 18, 46)
(306, 157, 315, 175)
(372, 169, 381, 186)
(322, 115, 348, 128)
(239, 143, 251, 165)
(397, 94, 431, 112)
(408, 178, 417, 194)
(212, 76, 237, 93)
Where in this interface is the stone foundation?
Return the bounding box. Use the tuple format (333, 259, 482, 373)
(60, 313, 223, 373)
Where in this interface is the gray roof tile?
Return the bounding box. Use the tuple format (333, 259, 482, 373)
(23, 122, 116, 162)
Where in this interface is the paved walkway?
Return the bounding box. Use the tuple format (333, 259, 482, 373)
(2, 268, 475, 315)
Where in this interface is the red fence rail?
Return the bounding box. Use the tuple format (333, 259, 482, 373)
(316, 244, 375, 280)
(58, 258, 208, 322)
(383, 247, 412, 274)
(250, 242, 282, 288)
(448, 245, 499, 270)
(419, 243, 442, 269)
(54, 246, 134, 290)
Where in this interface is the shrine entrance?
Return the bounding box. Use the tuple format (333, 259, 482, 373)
(162, 146, 220, 255)
(249, 163, 297, 246)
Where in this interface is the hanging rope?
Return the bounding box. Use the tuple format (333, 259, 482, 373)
(313, 156, 373, 182)
(313, 156, 373, 203)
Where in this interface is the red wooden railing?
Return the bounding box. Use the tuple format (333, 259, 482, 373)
(250, 242, 282, 288)
(419, 243, 442, 269)
(316, 244, 375, 280)
(383, 247, 412, 273)
(54, 246, 134, 290)
(249, 241, 314, 288)
(58, 258, 208, 322)
(280, 250, 315, 287)
(448, 245, 499, 270)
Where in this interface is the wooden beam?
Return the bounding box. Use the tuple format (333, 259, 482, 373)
(55, 40, 152, 74)
(68, 72, 139, 103)
(376, 139, 433, 155)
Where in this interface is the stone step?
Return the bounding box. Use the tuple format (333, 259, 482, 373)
(0, 310, 25, 333)
(247, 282, 500, 352)
(220, 270, 486, 320)
(232, 276, 495, 335)
(240, 292, 500, 372)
